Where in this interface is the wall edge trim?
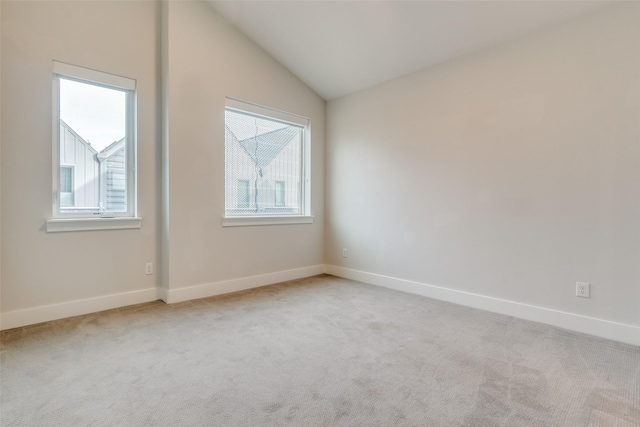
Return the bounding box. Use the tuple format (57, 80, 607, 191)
(162, 265, 325, 304)
(325, 265, 640, 347)
(6, 265, 633, 346)
(0, 288, 157, 331)
(0, 266, 325, 330)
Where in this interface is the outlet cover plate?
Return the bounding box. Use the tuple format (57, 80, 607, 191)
(576, 282, 590, 298)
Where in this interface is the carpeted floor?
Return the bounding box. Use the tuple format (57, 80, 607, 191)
(1, 274, 639, 426)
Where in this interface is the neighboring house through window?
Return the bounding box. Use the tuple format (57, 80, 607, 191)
(275, 181, 285, 207)
(59, 166, 74, 207)
(223, 97, 311, 226)
(52, 61, 136, 219)
(238, 180, 250, 208)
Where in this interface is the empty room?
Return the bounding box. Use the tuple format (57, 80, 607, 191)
(1, 1, 639, 425)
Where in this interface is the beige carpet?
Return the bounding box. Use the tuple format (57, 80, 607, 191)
(1, 274, 639, 426)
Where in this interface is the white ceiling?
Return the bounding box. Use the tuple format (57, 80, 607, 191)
(207, 1, 612, 100)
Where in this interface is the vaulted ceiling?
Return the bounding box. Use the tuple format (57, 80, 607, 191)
(207, 1, 611, 100)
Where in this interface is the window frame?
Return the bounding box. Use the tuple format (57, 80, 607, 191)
(222, 97, 313, 227)
(46, 61, 140, 233)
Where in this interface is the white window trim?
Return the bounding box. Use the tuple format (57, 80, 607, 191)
(46, 217, 142, 233)
(48, 61, 138, 232)
(222, 215, 314, 227)
(223, 97, 312, 227)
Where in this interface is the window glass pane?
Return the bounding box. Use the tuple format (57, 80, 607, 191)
(59, 78, 127, 213)
(60, 167, 72, 192)
(60, 166, 73, 207)
(275, 181, 285, 207)
(225, 108, 302, 216)
(238, 180, 250, 208)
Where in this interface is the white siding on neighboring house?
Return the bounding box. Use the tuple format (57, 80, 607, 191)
(261, 134, 301, 212)
(60, 120, 126, 213)
(97, 139, 126, 212)
(225, 123, 302, 215)
(60, 120, 99, 209)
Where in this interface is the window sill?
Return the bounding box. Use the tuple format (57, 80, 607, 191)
(222, 215, 314, 227)
(46, 217, 142, 233)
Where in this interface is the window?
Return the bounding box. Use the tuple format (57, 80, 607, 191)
(275, 181, 285, 207)
(59, 166, 74, 207)
(47, 61, 139, 232)
(238, 180, 250, 208)
(223, 98, 312, 226)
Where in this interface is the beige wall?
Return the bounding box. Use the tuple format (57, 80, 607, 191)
(163, 2, 325, 294)
(0, 1, 3, 319)
(0, 1, 325, 320)
(326, 4, 640, 327)
(0, 1, 159, 313)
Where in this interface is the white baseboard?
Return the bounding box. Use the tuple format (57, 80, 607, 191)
(0, 288, 157, 331)
(325, 265, 640, 347)
(5, 265, 636, 347)
(161, 265, 325, 304)
(0, 266, 324, 330)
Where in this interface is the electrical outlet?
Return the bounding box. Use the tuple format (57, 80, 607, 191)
(342, 248, 348, 258)
(576, 282, 590, 298)
(145, 262, 153, 275)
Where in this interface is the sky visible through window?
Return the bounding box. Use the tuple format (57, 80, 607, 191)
(59, 78, 126, 152)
